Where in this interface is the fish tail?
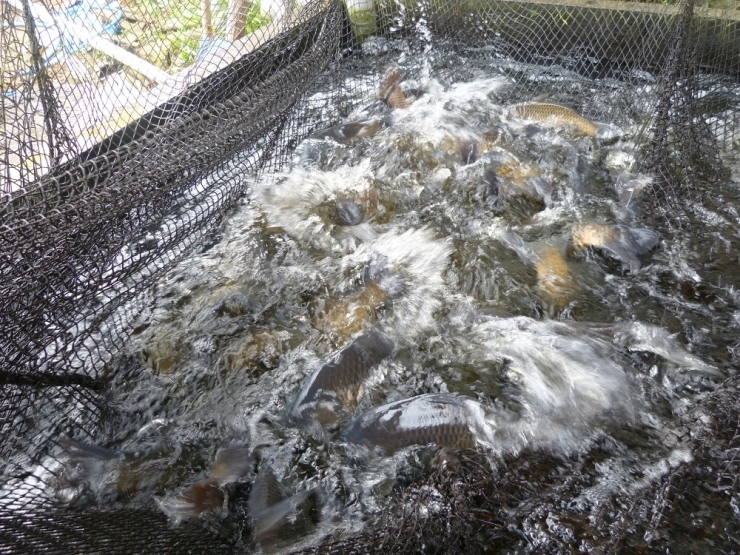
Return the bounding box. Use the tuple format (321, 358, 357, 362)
(157, 479, 225, 524)
(594, 122, 621, 142)
(625, 227, 660, 254)
(251, 486, 322, 541)
(212, 443, 252, 484)
(497, 231, 538, 266)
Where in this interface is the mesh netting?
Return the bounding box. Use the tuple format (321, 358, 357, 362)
(2, 0, 740, 552)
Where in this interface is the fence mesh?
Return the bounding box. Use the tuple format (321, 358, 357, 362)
(2, 0, 740, 552)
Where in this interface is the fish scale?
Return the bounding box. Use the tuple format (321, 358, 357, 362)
(289, 330, 394, 428)
(509, 102, 599, 137)
(344, 394, 479, 453)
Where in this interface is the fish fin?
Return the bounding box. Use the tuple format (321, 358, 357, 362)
(624, 227, 660, 254)
(497, 231, 538, 266)
(248, 465, 285, 516)
(601, 243, 642, 273)
(527, 177, 553, 203)
(157, 479, 225, 524)
(59, 437, 126, 461)
(251, 487, 321, 541)
(212, 443, 252, 484)
(595, 122, 622, 142)
(533, 93, 549, 102)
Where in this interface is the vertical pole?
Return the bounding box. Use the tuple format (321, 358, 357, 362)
(202, 0, 213, 39)
(227, 0, 251, 41)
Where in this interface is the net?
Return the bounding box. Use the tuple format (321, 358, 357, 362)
(2, 0, 739, 551)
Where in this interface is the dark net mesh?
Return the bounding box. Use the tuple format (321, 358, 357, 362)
(2, 0, 739, 551)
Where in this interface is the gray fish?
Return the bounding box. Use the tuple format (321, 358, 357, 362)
(344, 393, 483, 453)
(248, 465, 320, 541)
(248, 465, 285, 515)
(336, 195, 364, 226)
(289, 329, 394, 430)
(310, 119, 386, 143)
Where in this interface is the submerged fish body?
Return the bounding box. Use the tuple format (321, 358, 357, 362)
(313, 283, 388, 341)
(483, 148, 552, 204)
(336, 194, 364, 226)
(157, 443, 251, 523)
(570, 223, 659, 272)
(289, 329, 395, 430)
(344, 393, 486, 453)
(310, 119, 386, 143)
(497, 232, 575, 309)
(535, 247, 575, 309)
(509, 102, 619, 140)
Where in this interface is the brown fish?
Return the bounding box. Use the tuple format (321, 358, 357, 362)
(508, 102, 619, 140)
(570, 223, 659, 273)
(484, 148, 552, 204)
(313, 284, 388, 341)
(289, 329, 394, 430)
(497, 232, 575, 312)
(377, 63, 410, 109)
(535, 247, 575, 308)
(157, 443, 251, 523)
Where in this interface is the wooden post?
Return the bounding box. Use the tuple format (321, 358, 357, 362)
(202, 0, 213, 39)
(226, 0, 251, 41)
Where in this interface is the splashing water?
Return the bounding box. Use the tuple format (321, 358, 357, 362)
(31, 40, 740, 553)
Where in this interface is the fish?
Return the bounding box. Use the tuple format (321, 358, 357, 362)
(534, 247, 576, 308)
(508, 102, 620, 141)
(343, 393, 486, 453)
(497, 231, 575, 311)
(312, 284, 388, 341)
(377, 63, 410, 109)
(248, 465, 320, 541)
(570, 223, 659, 273)
(483, 148, 552, 204)
(310, 119, 386, 143)
(289, 329, 395, 430)
(336, 194, 364, 226)
(157, 443, 251, 524)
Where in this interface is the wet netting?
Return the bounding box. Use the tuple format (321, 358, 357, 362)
(2, 0, 739, 552)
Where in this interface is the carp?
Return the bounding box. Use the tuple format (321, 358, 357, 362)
(570, 223, 659, 273)
(344, 393, 488, 453)
(508, 101, 620, 141)
(289, 329, 394, 430)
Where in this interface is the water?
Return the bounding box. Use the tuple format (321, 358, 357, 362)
(42, 38, 740, 552)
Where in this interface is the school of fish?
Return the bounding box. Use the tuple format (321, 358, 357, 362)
(50, 60, 722, 548)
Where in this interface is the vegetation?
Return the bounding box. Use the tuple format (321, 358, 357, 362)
(119, 0, 272, 71)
